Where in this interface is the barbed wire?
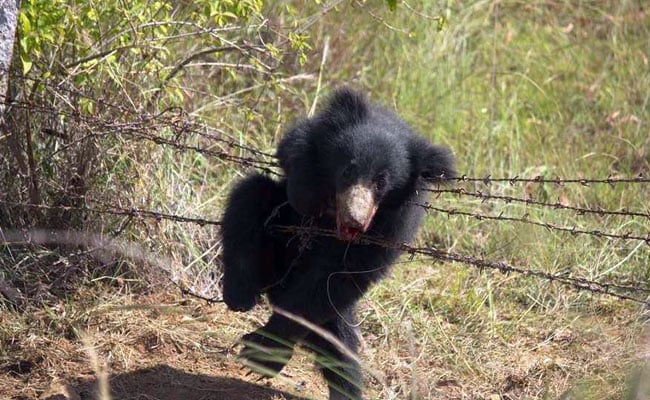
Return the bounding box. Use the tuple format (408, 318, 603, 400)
(5, 196, 647, 244)
(4, 99, 281, 174)
(269, 225, 650, 305)
(415, 202, 650, 244)
(104, 120, 281, 173)
(2, 74, 649, 307)
(5, 93, 649, 186)
(0, 199, 222, 227)
(442, 174, 650, 185)
(425, 188, 650, 220)
(2, 199, 648, 305)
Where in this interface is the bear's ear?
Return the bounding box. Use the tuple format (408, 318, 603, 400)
(276, 122, 309, 174)
(320, 87, 369, 129)
(276, 122, 331, 217)
(409, 138, 455, 182)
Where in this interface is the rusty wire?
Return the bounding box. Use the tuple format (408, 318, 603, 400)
(442, 174, 650, 185)
(4, 197, 647, 243)
(269, 225, 650, 305)
(0, 199, 222, 227)
(1, 198, 648, 305)
(5, 98, 281, 174)
(2, 82, 649, 306)
(416, 202, 650, 244)
(425, 188, 650, 220)
(4, 92, 649, 185)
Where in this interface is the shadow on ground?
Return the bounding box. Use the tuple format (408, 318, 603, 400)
(47, 364, 311, 400)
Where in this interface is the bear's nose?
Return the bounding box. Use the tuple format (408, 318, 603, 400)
(336, 183, 377, 231)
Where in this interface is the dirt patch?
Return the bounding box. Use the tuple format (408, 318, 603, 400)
(0, 289, 325, 400)
(1, 282, 644, 399)
(52, 364, 311, 400)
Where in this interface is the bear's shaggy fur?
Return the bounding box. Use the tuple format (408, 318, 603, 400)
(221, 88, 454, 400)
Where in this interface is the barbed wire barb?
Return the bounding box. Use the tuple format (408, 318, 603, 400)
(415, 202, 650, 244)
(425, 188, 650, 220)
(444, 174, 649, 185)
(269, 225, 650, 305)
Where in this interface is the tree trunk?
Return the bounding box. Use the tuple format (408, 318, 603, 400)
(0, 0, 20, 117)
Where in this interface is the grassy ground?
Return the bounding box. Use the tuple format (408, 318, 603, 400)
(1, 1, 649, 399)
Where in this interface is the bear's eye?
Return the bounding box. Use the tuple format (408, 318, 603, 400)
(374, 173, 388, 192)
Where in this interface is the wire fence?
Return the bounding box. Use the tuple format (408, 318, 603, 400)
(446, 175, 650, 185)
(424, 187, 650, 219)
(1, 194, 648, 305)
(1, 83, 649, 307)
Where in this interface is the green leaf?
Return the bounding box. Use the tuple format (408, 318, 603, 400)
(386, 0, 397, 11)
(436, 16, 448, 32)
(19, 36, 30, 53)
(21, 55, 33, 75)
(19, 12, 32, 34)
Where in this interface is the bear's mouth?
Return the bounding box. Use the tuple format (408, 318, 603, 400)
(336, 220, 362, 241)
(335, 183, 377, 242)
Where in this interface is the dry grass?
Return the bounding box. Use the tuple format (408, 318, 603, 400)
(0, 273, 645, 399)
(1, 285, 327, 399)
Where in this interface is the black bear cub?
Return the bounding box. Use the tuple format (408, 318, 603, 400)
(221, 88, 454, 400)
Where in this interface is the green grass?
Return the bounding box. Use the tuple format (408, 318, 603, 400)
(299, 1, 649, 398)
